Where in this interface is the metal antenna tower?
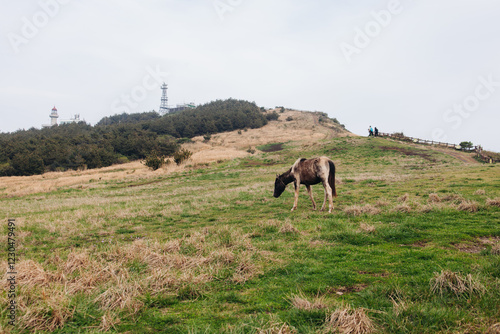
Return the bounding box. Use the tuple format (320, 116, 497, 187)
(159, 83, 169, 114)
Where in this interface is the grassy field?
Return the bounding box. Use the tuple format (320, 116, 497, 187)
(1, 135, 500, 333)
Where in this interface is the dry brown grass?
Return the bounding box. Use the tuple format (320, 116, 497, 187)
(358, 223, 376, 233)
(15, 260, 53, 288)
(146, 268, 178, 294)
(257, 323, 296, 334)
(17, 287, 74, 332)
(324, 307, 376, 334)
(441, 194, 465, 203)
(487, 323, 500, 334)
(253, 317, 298, 334)
(191, 109, 351, 152)
(428, 193, 441, 203)
(418, 204, 433, 213)
(388, 289, 408, 317)
(232, 255, 262, 284)
(94, 278, 144, 313)
(63, 250, 93, 275)
(3, 225, 265, 331)
(259, 219, 281, 229)
(457, 200, 479, 213)
(397, 193, 410, 202)
(430, 270, 485, 297)
(474, 189, 486, 195)
(343, 205, 381, 216)
(486, 197, 500, 207)
(99, 311, 121, 332)
(374, 199, 390, 207)
(210, 249, 236, 264)
(289, 292, 328, 310)
(419, 201, 456, 213)
(492, 244, 500, 255)
(392, 203, 412, 213)
(279, 222, 299, 234)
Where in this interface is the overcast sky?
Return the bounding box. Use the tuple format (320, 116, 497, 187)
(1, 0, 499, 151)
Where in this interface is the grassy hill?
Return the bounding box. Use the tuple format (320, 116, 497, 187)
(1, 110, 499, 333)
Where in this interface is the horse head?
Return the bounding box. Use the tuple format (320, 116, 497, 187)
(273, 174, 287, 198)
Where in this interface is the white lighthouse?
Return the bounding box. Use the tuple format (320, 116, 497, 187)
(50, 106, 59, 126)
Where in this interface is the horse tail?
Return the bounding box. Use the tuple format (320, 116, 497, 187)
(328, 160, 337, 197)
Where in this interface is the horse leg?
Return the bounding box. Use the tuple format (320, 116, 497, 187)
(321, 189, 327, 211)
(306, 184, 316, 210)
(321, 181, 333, 213)
(291, 180, 300, 212)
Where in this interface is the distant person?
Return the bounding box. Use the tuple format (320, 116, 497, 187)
(368, 126, 373, 137)
(374, 127, 379, 136)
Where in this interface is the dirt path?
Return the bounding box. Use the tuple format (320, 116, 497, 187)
(427, 146, 479, 164)
(384, 137, 479, 164)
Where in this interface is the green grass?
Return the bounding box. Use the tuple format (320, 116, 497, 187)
(1, 136, 499, 333)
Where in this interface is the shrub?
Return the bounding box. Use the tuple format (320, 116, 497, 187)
(143, 152, 167, 171)
(266, 111, 280, 121)
(11, 152, 45, 176)
(203, 134, 211, 142)
(460, 141, 474, 151)
(177, 137, 193, 144)
(174, 149, 193, 165)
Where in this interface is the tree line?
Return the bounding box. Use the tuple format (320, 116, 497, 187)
(0, 99, 268, 176)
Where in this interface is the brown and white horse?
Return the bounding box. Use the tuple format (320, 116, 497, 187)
(273, 157, 337, 213)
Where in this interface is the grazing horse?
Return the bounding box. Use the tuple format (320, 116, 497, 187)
(273, 156, 337, 213)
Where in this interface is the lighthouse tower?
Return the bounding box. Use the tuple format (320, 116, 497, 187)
(50, 106, 59, 126)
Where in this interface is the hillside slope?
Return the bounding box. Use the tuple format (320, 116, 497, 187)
(0, 109, 351, 197)
(1, 114, 499, 333)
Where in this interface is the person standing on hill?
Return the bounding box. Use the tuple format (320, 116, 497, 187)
(368, 126, 374, 136)
(374, 127, 379, 136)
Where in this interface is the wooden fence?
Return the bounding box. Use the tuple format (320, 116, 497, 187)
(376, 132, 498, 163)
